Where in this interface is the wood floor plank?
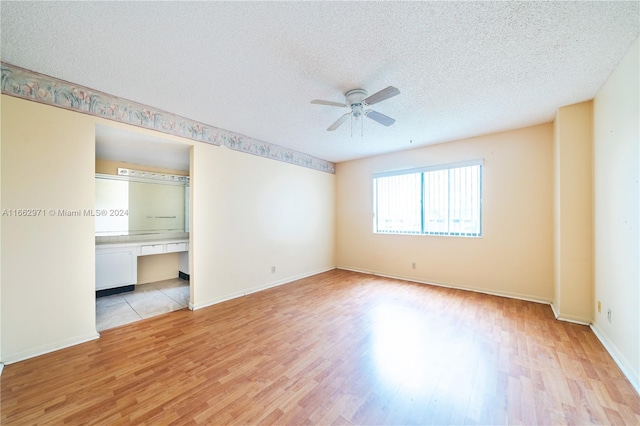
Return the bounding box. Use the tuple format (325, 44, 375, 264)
(2, 269, 639, 424)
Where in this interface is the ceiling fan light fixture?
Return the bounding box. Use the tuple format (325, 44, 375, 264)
(351, 104, 364, 120)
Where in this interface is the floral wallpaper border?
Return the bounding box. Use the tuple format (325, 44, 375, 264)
(0, 63, 335, 174)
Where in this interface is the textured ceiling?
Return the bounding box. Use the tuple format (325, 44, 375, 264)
(96, 125, 191, 172)
(1, 1, 639, 164)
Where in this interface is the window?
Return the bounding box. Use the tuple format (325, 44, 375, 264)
(373, 161, 482, 237)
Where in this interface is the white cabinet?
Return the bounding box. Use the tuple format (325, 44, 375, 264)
(96, 239, 189, 290)
(138, 241, 189, 256)
(178, 251, 189, 274)
(96, 246, 137, 290)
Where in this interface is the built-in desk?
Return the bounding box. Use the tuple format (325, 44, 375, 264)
(96, 239, 189, 292)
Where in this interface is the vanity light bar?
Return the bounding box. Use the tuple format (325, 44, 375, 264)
(117, 168, 190, 183)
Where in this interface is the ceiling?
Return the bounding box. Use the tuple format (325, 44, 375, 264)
(95, 125, 190, 172)
(2, 2, 639, 164)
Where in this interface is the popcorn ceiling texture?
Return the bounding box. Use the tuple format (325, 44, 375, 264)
(1, 2, 638, 163)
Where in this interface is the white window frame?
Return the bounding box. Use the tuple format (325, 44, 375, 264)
(372, 160, 483, 237)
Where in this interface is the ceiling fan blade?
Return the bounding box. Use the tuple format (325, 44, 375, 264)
(311, 99, 348, 108)
(327, 113, 351, 131)
(366, 110, 396, 127)
(362, 86, 400, 105)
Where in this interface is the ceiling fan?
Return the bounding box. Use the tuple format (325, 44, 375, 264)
(311, 86, 400, 134)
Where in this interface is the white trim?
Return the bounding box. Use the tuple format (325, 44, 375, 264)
(2, 331, 100, 365)
(0, 363, 4, 376)
(190, 267, 336, 311)
(336, 267, 552, 305)
(549, 302, 592, 325)
(555, 314, 591, 326)
(549, 302, 560, 319)
(190, 291, 245, 312)
(590, 323, 640, 395)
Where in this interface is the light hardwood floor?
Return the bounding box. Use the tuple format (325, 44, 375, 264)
(2, 269, 639, 424)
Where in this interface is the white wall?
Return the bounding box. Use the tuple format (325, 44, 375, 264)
(336, 123, 554, 302)
(191, 144, 335, 309)
(592, 37, 639, 391)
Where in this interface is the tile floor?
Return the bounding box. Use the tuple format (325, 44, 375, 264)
(96, 278, 190, 332)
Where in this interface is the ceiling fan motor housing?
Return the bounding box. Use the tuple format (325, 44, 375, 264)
(345, 89, 368, 105)
(345, 89, 368, 119)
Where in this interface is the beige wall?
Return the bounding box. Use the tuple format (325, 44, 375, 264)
(137, 253, 180, 284)
(553, 101, 594, 323)
(593, 37, 639, 390)
(336, 123, 554, 302)
(1, 96, 98, 363)
(191, 143, 335, 309)
(1, 95, 336, 363)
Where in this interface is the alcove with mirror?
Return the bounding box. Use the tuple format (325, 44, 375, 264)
(95, 170, 190, 237)
(94, 124, 192, 331)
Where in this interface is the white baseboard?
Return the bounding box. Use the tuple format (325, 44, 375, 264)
(189, 289, 246, 311)
(549, 302, 592, 325)
(0, 363, 4, 376)
(337, 266, 552, 305)
(190, 266, 336, 311)
(549, 301, 560, 319)
(2, 331, 100, 365)
(590, 323, 640, 395)
(556, 316, 591, 326)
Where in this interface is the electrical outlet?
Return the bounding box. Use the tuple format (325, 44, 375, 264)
(271, 266, 276, 274)
(597, 301, 601, 313)
(607, 309, 612, 323)
(411, 262, 416, 269)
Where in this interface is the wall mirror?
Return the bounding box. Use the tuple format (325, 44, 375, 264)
(95, 173, 190, 236)
(95, 124, 191, 237)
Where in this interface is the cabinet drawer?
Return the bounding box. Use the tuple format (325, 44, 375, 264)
(166, 242, 188, 253)
(140, 244, 165, 255)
